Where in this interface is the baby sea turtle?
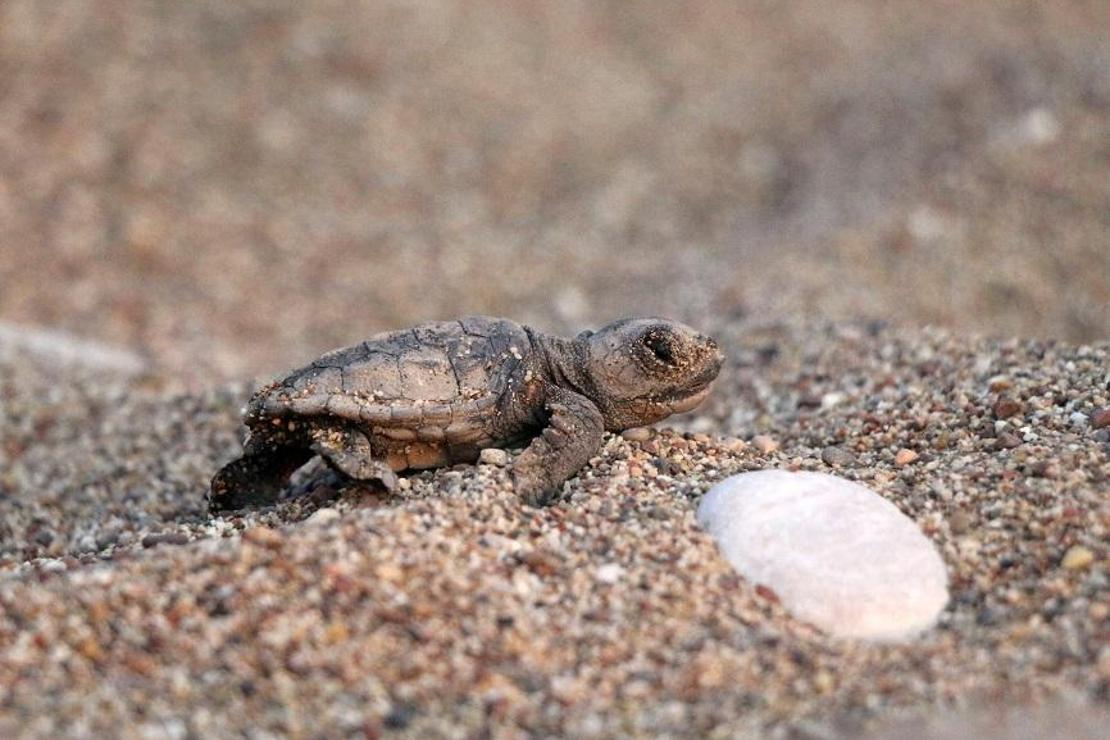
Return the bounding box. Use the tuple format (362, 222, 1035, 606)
(209, 316, 723, 511)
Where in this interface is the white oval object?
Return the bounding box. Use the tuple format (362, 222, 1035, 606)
(697, 470, 948, 641)
(0, 322, 147, 374)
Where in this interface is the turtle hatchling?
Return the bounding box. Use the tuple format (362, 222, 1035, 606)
(209, 316, 723, 511)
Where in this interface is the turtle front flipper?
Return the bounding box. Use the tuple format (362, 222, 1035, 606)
(310, 426, 399, 492)
(511, 386, 604, 506)
(208, 445, 313, 513)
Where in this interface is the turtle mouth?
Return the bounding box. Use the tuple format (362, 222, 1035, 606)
(667, 382, 714, 414)
(663, 351, 722, 413)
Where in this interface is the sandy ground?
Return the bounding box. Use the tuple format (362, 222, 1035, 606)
(0, 0, 1108, 737)
(1, 320, 1107, 737)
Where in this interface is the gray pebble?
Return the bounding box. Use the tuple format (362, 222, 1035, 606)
(820, 446, 856, 467)
(140, 532, 190, 548)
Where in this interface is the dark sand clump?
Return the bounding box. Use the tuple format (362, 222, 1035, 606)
(1, 320, 1105, 737)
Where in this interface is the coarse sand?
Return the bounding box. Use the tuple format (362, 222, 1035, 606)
(1, 319, 1106, 737)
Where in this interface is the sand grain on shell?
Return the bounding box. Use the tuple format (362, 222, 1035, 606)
(0, 320, 1107, 737)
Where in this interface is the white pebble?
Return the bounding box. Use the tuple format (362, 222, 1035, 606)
(0, 322, 147, 375)
(620, 427, 654, 442)
(595, 563, 624, 584)
(306, 507, 341, 526)
(1017, 107, 1060, 145)
(697, 470, 949, 641)
(479, 448, 511, 466)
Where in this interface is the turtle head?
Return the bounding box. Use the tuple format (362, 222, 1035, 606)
(579, 318, 724, 431)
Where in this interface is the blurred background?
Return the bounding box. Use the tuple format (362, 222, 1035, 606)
(1, 0, 1107, 384)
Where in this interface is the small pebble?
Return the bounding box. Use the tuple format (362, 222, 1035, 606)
(478, 448, 510, 466)
(595, 563, 624, 584)
(620, 427, 654, 442)
(1031, 461, 1060, 478)
(995, 432, 1022, 449)
(141, 532, 189, 548)
(821, 446, 856, 467)
(721, 437, 748, 453)
(894, 449, 919, 466)
(306, 507, 341, 526)
(949, 510, 974, 534)
(519, 549, 561, 576)
(1090, 408, 1110, 430)
(1061, 546, 1095, 570)
(752, 435, 779, 454)
(813, 670, 835, 694)
(987, 375, 1013, 392)
(993, 396, 1023, 420)
(383, 706, 415, 730)
(243, 526, 283, 548)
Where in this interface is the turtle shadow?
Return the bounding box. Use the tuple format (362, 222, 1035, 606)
(267, 463, 398, 524)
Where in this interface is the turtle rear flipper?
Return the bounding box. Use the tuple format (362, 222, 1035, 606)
(310, 426, 399, 492)
(208, 445, 313, 513)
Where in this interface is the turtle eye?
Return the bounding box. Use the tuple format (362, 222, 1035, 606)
(643, 332, 676, 365)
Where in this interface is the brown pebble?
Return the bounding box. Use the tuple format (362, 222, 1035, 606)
(77, 639, 104, 662)
(992, 396, 1023, 420)
(520, 550, 561, 577)
(821, 446, 856, 467)
(1061, 546, 1095, 570)
(752, 435, 779, 454)
(754, 584, 781, 604)
(949, 510, 974, 534)
(987, 375, 1013, 392)
(243, 526, 283, 548)
(1091, 408, 1110, 430)
(995, 432, 1022, 449)
(324, 622, 350, 645)
(1031, 460, 1059, 478)
(894, 448, 919, 466)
